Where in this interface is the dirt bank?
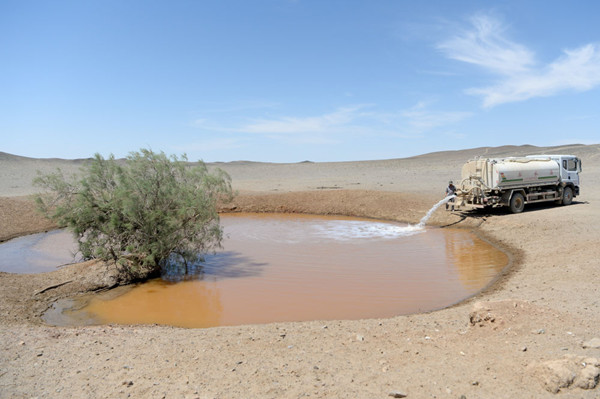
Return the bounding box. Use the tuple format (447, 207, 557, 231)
(1, 144, 600, 398)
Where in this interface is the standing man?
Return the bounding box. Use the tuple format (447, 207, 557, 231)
(445, 181, 456, 211)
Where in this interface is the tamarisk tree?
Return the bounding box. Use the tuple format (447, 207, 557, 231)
(34, 149, 233, 279)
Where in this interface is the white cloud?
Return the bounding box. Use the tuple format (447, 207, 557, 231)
(263, 134, 340, 146)
(438, 14, 535, 76)
(468, 44, 600, 107)
(195, 100, 280, 115)
(443, 130, 467, 140)
(401, 102, 472, 131)
(171, 137, 244, 153)
(239, 103, 472, 137)
(190, 103, 471, 143)
(240, 105, 371, 135)
(439, 14, 600, 107)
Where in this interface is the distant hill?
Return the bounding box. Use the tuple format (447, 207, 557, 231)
(0, 152, 92, 163)
(2, 143, 599, 165)
(408, 144, 600, 162)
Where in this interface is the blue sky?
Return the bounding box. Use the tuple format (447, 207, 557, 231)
(1, 1, 599, 162)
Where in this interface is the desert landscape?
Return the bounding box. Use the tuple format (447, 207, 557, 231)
(1, 143, 600, 398)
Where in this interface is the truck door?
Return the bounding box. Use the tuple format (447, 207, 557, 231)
(561, 157, 580, 185)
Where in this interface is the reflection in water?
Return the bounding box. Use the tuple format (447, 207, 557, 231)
(41, 213, 508, 328)
(161, 251, 267, 282)
(445, 233, 508, 290)
(0, 230, 80, 274)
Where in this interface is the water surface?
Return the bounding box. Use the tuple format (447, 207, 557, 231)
(41, 213, 508, 327)
(0, 229, 80, 273)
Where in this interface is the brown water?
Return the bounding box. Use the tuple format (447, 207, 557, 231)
(42, 213, 508, 328)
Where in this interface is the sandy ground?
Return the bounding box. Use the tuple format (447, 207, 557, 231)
(1, 144, 600, 398)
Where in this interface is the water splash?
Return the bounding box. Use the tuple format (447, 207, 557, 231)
(313, 220, 423, 240)
(312, 195, 457, 240)
(417, 195, 456, 228)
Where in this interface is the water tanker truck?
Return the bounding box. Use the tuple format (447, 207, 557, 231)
(455, 154, 581, 213)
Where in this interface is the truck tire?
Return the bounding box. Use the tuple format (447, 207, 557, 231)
(509, 192, 525, 213)
(562, 186, 573, 205)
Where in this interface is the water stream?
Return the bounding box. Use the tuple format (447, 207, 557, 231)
(417, 195, 456, 228)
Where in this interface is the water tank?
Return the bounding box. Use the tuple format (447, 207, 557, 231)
(462, 157, 559, 190)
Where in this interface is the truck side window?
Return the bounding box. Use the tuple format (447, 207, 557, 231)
(567, 159, 577, 171)
(563, 160, 567, 169)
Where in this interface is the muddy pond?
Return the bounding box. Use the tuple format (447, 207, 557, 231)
(0, 213, 508, 328)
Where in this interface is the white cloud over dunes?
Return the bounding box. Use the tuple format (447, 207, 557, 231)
(439, 14, 600, 107)
(171, 137, 244, 153)
(240, 106, 368, 135)
(190, 103, 472, 145)
(237, 104, 471, 138)
(401, 102, 472, 130)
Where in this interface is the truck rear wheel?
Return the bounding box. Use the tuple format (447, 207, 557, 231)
(509, 192, 525, 213)
(562, 186, 573, 205)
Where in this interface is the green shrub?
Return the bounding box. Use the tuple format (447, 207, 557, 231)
(34, 149, 233, 280)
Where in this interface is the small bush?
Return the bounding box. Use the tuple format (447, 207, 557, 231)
(34, 149, 233, 280)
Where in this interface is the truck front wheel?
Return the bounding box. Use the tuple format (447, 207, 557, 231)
(562, 186, 573, 205)
(509, 192, 525, 213)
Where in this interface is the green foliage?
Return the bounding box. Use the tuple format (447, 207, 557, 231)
(34, 149, 233, 279)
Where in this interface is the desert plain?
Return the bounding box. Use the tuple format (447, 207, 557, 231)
(1, 144, 600, 398)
